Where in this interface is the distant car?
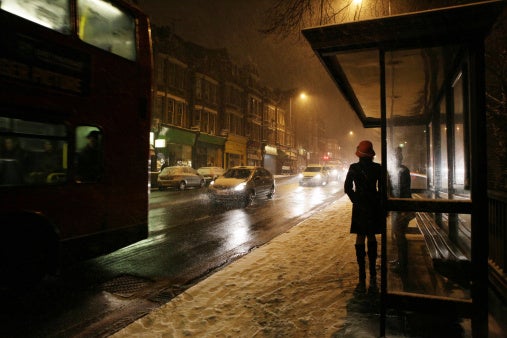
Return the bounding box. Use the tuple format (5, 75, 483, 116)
(208, 166, 275, 206)
(326, 165, 340, 182)
(157, 166, 205, 190)
(298, 164, 329, 186)
(197, 166, 225, 185)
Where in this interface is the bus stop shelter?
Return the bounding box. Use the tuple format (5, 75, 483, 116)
(303, 1, 505, 336)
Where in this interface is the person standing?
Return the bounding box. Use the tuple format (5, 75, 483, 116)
(344, 140, 382, 290)
(389, 146, 413, 273)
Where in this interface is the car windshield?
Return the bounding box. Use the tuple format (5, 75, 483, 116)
(305, 167, 321, 172)
(223, 168, 252, 179)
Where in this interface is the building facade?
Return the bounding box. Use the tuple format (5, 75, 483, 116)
(150, 26, 331, 175)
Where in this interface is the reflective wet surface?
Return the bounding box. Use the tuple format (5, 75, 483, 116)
(0, 176, 344, 337)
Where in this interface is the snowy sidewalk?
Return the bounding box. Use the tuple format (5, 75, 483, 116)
(111, 195, 384, 337)
(110, 195, 505, 337)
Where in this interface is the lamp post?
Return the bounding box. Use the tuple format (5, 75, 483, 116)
(290, 91, 308, 171)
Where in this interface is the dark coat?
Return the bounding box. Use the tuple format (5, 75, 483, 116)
(344, 157, 382, 235)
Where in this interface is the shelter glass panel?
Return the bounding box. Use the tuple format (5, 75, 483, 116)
(386, 211, 471, 301)
(385, 46, 469, 201)
(336, 50, 380, 119)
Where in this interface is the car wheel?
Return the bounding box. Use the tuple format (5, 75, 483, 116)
(199, 179, 205, 188)
(244, 190, 254, 207)
(267, 185, 275, 199)
(158, 186, 166, 191)
(178, 181, 186, 190)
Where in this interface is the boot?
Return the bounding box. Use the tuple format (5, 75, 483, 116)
(355, 244, 366, 285)
(367, 241, 378, 285)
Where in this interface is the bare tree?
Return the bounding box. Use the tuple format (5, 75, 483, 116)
(260, 0, 482, 40)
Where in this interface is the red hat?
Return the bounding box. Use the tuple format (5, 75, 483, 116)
(356, 140, 375, 158)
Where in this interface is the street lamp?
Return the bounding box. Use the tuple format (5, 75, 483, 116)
(289, 91, 309, 172)
(289, 92, 307, 130)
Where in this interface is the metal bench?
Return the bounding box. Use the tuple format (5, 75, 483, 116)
(415, 212, 471, 285)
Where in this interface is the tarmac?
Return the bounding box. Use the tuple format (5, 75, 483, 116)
(112, 192, 507, 337)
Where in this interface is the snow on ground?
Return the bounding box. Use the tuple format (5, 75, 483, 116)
(111, 196, 385, 337)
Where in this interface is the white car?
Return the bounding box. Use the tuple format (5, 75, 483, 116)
(157, 166, 205, 190)
(298, 165, 329, 186)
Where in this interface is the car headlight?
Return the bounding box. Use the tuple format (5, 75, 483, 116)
(298, 173, 303, 179)
(210, 180, 215, 185)
(234, 182, 246, 191)
(315, 173, 321, 179)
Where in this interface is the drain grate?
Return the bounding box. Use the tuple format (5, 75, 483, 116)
(101, 275, 153, 298)
(148, 285, 187, 304)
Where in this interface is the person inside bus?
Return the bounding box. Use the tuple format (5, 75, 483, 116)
(39, 140, 60, 174)
(0, 136, 28, 184)
(76, 130, 103, 182)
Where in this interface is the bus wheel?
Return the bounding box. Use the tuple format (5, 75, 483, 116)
(178, 181, 187, 190)
(0, 212, 58, 288)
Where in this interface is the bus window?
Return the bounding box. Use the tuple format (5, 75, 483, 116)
(75, 126, 103, 182)
(0, 0, 70, 33)
(77, 0, 136, 61)
(0, 117, 68, 186)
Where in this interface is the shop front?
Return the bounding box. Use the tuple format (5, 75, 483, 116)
(263, 144, 277, 174)
(224, 134, 247, 169)
(195, 133, 226, 169)
(246, 140, 262, 167)
(157, 125, 196, 167)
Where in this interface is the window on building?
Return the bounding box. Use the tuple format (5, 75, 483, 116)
(174, 102, 184, 127)
(166, 98, 174, 124)
(195, 78, 202, 99)
(155, 59, 164, 85)
(154, 95, 163, 121)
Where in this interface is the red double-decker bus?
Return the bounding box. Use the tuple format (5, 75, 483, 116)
(0, 0, 152, 284)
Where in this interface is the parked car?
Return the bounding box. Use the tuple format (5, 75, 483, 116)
(197, 166, 225, 185)
(298, 164, 329, 186)
(208, 166, 275, 206)
(157, 166, 205, 190)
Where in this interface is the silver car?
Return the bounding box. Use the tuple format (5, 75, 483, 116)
(157, 166, 205, 190)
(208, 166, 275, 206)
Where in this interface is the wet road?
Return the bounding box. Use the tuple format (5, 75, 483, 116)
(0, 176, 344, 337)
